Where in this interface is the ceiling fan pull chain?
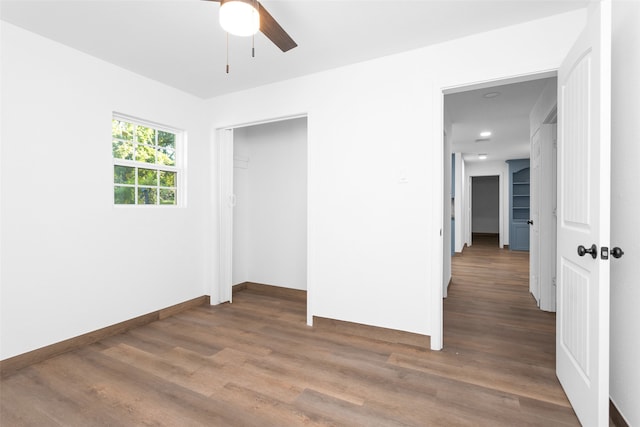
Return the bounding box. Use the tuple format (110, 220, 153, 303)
(252, 0, 258, 58)
(226, 32, 230, 74)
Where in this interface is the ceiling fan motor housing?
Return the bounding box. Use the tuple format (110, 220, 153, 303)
(219, 0, 260, 37)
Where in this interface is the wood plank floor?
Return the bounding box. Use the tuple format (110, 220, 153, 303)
(0, 237, 579, 426)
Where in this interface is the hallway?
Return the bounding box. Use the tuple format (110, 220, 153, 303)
(445, 234, 577, 423)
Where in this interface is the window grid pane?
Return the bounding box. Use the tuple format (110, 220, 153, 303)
(160, 188, 176, 205)
(114, 186, 135, 204)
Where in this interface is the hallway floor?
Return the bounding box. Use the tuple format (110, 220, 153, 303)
(446, 235, 578, 424)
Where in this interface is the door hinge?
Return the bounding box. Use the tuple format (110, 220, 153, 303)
(552, 277, 556, 287)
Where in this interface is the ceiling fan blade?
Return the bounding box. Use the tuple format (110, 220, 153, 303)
(257, 1, 297, 52)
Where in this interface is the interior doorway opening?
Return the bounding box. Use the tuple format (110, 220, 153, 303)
(442, 72, 559, 332)
(231, 118, 308, 294)
(216, 115, 309, 319)
(471, 175, 500, 246)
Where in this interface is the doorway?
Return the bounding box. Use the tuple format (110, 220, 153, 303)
(217, 116, 309, 311)
(231, 118, 308, 292)
(442, 73, 558, 322)
(471, 175, 500, 246)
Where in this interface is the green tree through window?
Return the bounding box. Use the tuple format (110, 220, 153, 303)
(112, 117, 179, 205)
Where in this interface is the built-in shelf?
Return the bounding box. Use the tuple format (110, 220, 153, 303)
(506, 159, 530, 251)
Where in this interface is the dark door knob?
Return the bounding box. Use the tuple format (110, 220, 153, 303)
(578, 244, 598, 259)
(527, 220, 533, 225)
(611, 247, 625, 259)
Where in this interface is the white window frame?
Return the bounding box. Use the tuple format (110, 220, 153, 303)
(112, 113, 186, 207)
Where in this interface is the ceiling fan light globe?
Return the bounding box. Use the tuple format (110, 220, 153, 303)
(219, 0, 260, 37)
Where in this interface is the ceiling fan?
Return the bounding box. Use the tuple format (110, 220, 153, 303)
(205, 0, 297, 52)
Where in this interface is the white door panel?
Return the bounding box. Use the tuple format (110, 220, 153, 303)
(531, 124, 557, 312)
(218, 129, 234, 304)
(556, 1, 611, 426)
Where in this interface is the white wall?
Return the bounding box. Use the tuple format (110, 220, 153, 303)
(610, 1, 640, 424)
(0, 23, 211, 360)
(206, 10, 585, 337)
(465, 160, 510, 247)
(471, 176, 500, 234)
(232, 118, 308, 290)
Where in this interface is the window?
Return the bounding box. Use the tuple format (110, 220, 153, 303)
(112, 116, 182, 206)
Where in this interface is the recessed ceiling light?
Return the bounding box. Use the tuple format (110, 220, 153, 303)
(478, 154, 488, 160)
(483, 91, 501, 99)
(480, 131, 492, 137)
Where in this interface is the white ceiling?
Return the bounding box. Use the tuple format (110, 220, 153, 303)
(1, 0, 587, 99)
(445, 76, 556, 164)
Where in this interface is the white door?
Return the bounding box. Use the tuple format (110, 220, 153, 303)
(556, 1, 611, 426)
(530, 129, 541, 305)
(531, 124, 558, 312)
(542, 124, 558, 312)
